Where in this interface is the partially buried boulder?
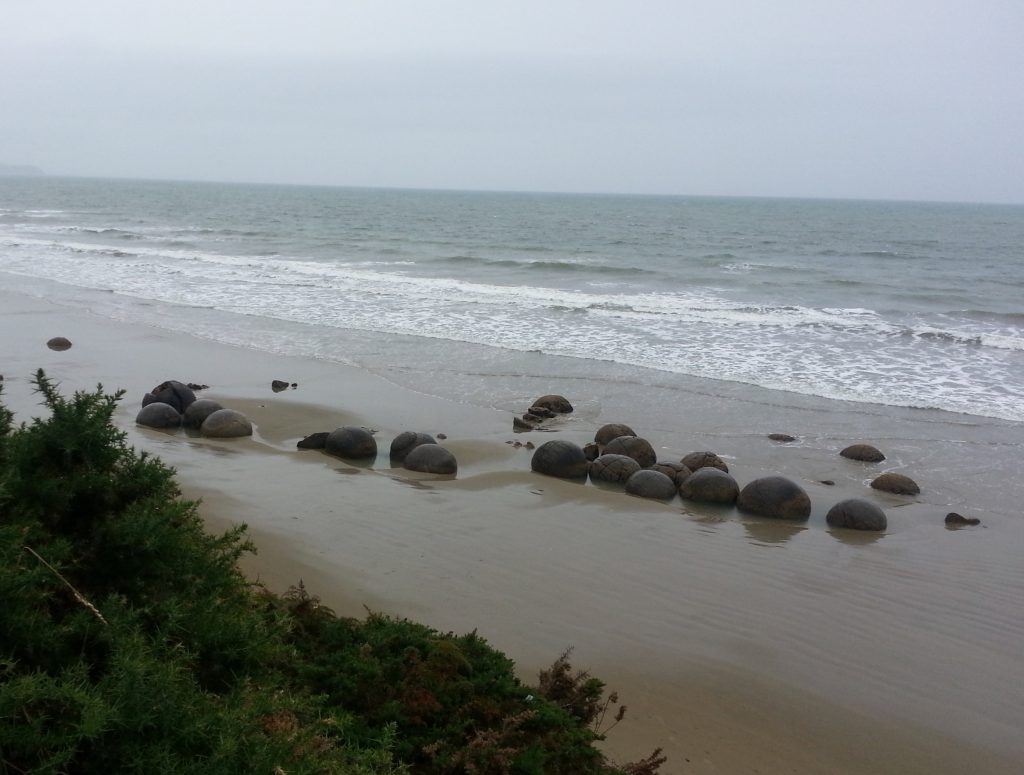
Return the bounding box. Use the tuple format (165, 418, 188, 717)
(136, 402, 181, 429)
(403, 444, 457, 475)
(826, 499, 887, 531)
(390, 431, 437, 463)
(603, 435, 657, 468)
(201, 409, 253, 438)
(840, 443, 885, 463)
(589, 454, 641, 484)
(681, 451, 729, 473)
(679, 467, 739, 504)
(737, 476, 811, 520)
(532, 394, 574, 414)
(945, 512, 981, 527)
(531, 440, 589, 479)
(651, 461, 692, 486)
(325, 426, 377, 460)
(182, 398, 224, 429)
(297, 432, 329, 450)
(870, 472, 920, 495)
(142, 380, 196, 414)
(768, 433, 796, 443)
(595, 423, 636, 446)
(625, 469, 677, 501)
(46, 336, 72, 351)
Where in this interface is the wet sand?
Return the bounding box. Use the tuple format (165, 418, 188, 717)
(2, 289, 1022, 773)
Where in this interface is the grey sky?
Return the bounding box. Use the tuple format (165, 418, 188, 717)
(3, 1, 1022, 203)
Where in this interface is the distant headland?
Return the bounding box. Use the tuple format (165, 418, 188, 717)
(0, 163, 45, 177)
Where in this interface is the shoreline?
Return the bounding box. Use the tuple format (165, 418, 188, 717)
(2, 288, 1022, 773)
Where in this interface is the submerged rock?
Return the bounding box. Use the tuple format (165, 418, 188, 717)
(737, 476, 811, 520)
(531, 440, 589, 479)
(201, 409, 253, 438)
(532, 394, 574, 414)
(46, 336, 72, 351)
(768, 433, 796, 443)
(826, 499, 887, 531)
(679, 467, 739, 504)
(840, 443, 885, 463)
(681, 451, 729, 473)
(297, 431, 330, 450)
(870, 472, 920, 495)
(945, 512, 981, 527)
(625, 469, 677, 501)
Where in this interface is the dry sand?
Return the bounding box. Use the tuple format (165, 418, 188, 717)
(2, 289, 1022, 774)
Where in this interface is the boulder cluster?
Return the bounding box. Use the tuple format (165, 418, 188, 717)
(513, 394, 574, 432)
(296, 427, 458, 476)
(135, 379, 253, 439)
(528, 422, 940, 533)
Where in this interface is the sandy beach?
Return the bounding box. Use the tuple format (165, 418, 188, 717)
(2, 288, 1022, 774)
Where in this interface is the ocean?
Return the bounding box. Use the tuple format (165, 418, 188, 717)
(2, 176, 1022, 425)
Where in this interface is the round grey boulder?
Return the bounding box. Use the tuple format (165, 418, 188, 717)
(142, 380, 197, 414)
(182, 398, 224, 429)
(827, 499, 887, 531)
(390, 431, 437, 462)
(403, 443, 457, 475)
(870, 472, 920, 495)
(681, 451, 729, 473)
(325, 426, 377, 459)
(47, 336, 72, 351)
(531, 440, 589, 479)
(603, 435, 657, 468)
(200, 409, 253, 438)
(651, 461, 693, 486)
(136, 402, 181, 429)
(679, 467, 739, 504)
(737, 476, 811, 520)
(840, 443, 885, 462)
(590, 454, 641, 484)
(532, 394, 574, 414)
(595, 423, 636, 446)
(625, 469, 677, 501)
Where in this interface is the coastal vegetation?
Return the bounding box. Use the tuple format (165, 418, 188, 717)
(0, 371, 663, 774)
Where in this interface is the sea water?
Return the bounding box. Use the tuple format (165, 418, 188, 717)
(2, 176, 1022, 423)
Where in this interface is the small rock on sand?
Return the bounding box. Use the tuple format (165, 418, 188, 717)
(945, 512, 981, 527)
(840, 443, 885, 462)
(46, 336, 72, 351)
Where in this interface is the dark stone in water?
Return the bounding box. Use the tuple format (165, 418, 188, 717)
(187, 382, 210, 390)
(651, 461, 692, 487)
(183, 398, 224, 429)
(201, 409, 253, 438)
(737, 476, 811, 520)
(595, 423, 636, 446)
(870, 472, 920, 495)
(325, 426, 377, 460)
(46, 336, 72, 351)
(142, 380, 196, 414)
(532, 394, 573, 414)
(271, 379, 289, 392)
(679, 467, 739, 504)
(604, 435, 656, 468)
(513, 416, 535, 432)
(527, 405, 555, 419)
(390, 431, 436, 462)
(768, 433, 796, 442)
(531, 440, 588, 479)
(136, 402, 181, 429)
(589, 454, 641, 484)
(819, 480, 836, 486)
(297, 431, 329, 449)
(681, 451, 729, 473)
(583, 442, 601, 461)
(840, 443, 885, 462)
(826, 499, 887, 531)
(625, 469, 677, 501)
(403, 443, 457, 475)
(945, 512, 981, 527)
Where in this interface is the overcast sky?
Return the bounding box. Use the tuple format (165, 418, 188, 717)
(3, 1, 1022, 203)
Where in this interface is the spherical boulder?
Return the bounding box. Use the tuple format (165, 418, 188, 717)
(651, 461, 693, 486)
(136, 402, 181, 429)
(681, 451, 729, 473)
(390, 431, 437, 462)
(182, 398, 224, 429)
(201, 409, 253, 438)
(531, 440, 589, 479)
(604, 435, 657, 468)
(737, 476, 811, 520)
(532, 394, 573, 414)
(403, 443, 457, 475)
(870, 472, 920, 495)
(840, 443, 885, 462)
(46, 336, 72, 351)
(595, 423, 636, 446)
(589, 454, 641, 484)
(625, 469, 677, 501)
(142, 380, 197, 414)
(826, 499, 887, 531)
(325, 426, 377, 460)
(679, 467, 739, 504)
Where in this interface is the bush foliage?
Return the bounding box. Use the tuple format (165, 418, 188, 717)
(0, 371, 663, 774)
